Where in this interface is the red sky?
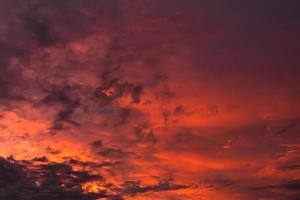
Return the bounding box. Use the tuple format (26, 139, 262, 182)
(0, 0, 300, 199)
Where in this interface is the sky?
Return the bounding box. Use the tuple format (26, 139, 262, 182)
(0, 0, 300, 199)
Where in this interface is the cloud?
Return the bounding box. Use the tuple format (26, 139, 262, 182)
(94, 78, 144, 105)
(0, 1, 299, 199)
(120, 179, 188, 196)
(134, 122, 158, 145)
(98, 147, 131, 160)
(46, 146, 62, 155)
(0, 156, 103, 200)
(0, 156, 190, 200)
(252, 180, 300, 200)
(90, 140, 103, 148)
(276, 123, 297, 135)
(32, 156, 48, 162)
(20, 13, 58, 46)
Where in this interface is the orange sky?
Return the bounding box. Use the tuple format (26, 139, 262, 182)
(0, 0, 299, 199)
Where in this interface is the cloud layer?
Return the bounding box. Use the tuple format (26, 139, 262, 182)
(0, 0, 299, 199)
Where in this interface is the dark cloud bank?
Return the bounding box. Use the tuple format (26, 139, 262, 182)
(0, 156, 187, 200)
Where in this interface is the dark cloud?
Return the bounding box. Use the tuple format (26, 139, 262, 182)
(174, 105, 185, 114)
(98, 147, 131, 159)
(40, 82, 82, 131)
(0, 0, 124, 103)
(0, 156, 188, 199)
(113, 107, 132, 127)
(11, 0, 122, 46)
(134, 122, 158, 145)
(46, 147, 62, 155)
(130, 85, 143, 103)
(276, 150, 300, 171)
(66, 158, 115, 169)
(277, 163, 300, 171)
(121, 179, 188, 196)
(96, 106, 144, 131)
(169, 131, 221, 154)
(90, 140, 103, 148)
(94, 78, 144, 105)
(161, 108, 171, 123)
(53, 100, 80, 129)
(20, 13, 58, 46)
(252, 180, 300, 198)
(276, 124, 297, 135)
(32, 156, 48, 162)
(0, 156, 104, 200)
(0, 46, 26, 107)
(41, 85, 76, 105)
(203, 179, 235, 189)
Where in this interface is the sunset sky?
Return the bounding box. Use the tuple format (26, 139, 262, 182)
(0, 0, 300, 199)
